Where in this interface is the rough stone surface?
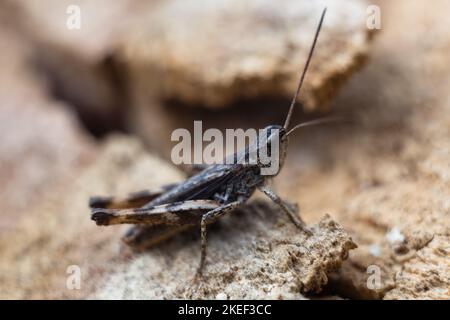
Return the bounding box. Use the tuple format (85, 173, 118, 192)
(0, 137, 355, 299)
(0, 137, 184, 299)
(94, 203, 356, 299)
(1, 0, 449, 300)
(274, 0, 450, 300)
(384, 235, 449, 300)
(122, 0, 372, 110)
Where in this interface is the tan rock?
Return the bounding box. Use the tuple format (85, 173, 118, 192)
(94, 204, 356, 299)
(0, 16, 94, 231)
(0, 136, 184, 299)
(122, 0, 372, 110)
(10, 0, 146, 134)
(1, 0, 449, 301)
(274, 0, 450, 299)
(0, 136, 356, 299)
(384, 235, 449, 300)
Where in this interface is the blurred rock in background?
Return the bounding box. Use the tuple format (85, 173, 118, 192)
(120, 0, 372, 155)
(10, 0, 373, 155)
(0, 1, 95, 231)
(7, 0, 150, 136)
(122, 0, 371, 110)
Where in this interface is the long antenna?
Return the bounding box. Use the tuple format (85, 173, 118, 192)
(286, 116, 345, 136)
(283, 7, 327, 130)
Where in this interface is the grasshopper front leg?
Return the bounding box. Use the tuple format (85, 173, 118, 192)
(258, 185, 313, 236)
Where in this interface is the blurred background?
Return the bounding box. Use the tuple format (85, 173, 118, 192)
(0, 0, 448, 299)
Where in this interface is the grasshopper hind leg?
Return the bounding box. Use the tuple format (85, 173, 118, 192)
(89, 184, 178, 210)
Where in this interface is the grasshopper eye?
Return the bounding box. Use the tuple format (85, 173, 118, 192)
(263, 125, 284, 142)
(264, 125, 282, 135)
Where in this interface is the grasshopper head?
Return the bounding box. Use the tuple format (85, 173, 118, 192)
(256, 125, 288, 176)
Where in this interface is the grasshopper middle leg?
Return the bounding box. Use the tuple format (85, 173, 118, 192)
(197, 200, 244, 277)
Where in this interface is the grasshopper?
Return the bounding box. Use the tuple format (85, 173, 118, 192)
(90, 8, 331, 277)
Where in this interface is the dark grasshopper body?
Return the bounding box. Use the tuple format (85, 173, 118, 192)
(92, 125, 288, 227)
(91, 159, 265, 228)
(90, 8, 328, 277)
(91, 127, 305, 274)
